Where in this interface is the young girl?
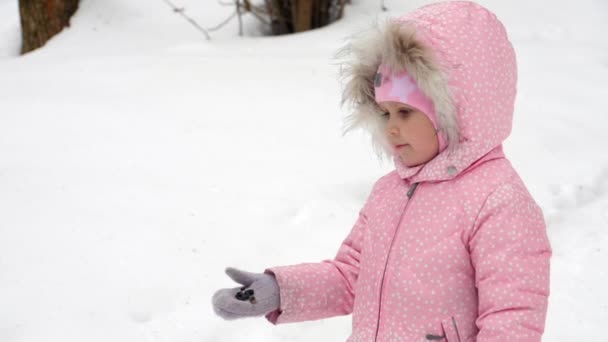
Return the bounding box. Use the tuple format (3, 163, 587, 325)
(212, 2, 552, 341)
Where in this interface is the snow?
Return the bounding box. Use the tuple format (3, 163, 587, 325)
(1, 0, 607, 341)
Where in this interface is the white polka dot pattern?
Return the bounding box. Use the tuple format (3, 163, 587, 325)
(263, 2, 551, 341)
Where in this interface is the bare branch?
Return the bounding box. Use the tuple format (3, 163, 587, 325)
(205, 10, 238, 32)
(163, 0, 211, 40)
(248, 6, 271, 25)
(236, 0, 244, 36)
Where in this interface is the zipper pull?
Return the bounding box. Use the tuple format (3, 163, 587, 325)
(425, 334, 445, 340)
(407, 182, 419, 198)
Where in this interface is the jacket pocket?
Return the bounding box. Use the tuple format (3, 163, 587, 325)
(441, 315, 463, 342)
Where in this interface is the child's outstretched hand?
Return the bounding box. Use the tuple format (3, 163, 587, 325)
(212, 267, 280, 320)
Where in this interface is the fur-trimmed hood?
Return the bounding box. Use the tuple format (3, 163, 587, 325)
(337, 1, 517, 183)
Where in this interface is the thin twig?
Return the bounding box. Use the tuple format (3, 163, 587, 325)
(236, 0, 243, 36)
(248, 6, 271, 25)
(205, 10, 238, 32)
(163, 0, 211, 40)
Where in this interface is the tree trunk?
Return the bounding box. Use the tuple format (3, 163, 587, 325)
(266, 0, 344, 35)
(293, 0, 313, 33)
(318, 0, 328, 27)
(19, 0, 79, 54)
(267, 0, 291, 35)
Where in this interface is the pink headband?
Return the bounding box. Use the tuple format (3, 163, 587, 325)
(374, 63, 446, 151)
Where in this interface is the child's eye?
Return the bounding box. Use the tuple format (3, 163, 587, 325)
(380, 112, 389, 118)
(399, 108, 412, 115)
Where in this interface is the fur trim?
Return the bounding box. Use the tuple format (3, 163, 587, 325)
(335, 18, 460, 159)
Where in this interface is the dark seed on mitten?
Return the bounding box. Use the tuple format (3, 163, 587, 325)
(235, 288, 255, 301)
(235, 291, 250, 300)
(249, 296, 257, 304)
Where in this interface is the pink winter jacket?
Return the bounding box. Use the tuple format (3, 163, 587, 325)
(265, 2, 552, 342)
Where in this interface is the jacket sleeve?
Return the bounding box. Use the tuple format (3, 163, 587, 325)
(469, 183, 552, 342)
(262, 190, 373, 325)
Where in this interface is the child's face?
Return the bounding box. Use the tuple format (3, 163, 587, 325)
(379, 101, 439, 167)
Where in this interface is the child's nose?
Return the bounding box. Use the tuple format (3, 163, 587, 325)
(387, 123, 399, 136)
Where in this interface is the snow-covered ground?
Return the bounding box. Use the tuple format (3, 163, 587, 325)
(1, 0, 607, 341)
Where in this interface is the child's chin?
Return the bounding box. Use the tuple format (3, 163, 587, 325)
(398, 155, 420, 167)
(398, 151, 438, 167)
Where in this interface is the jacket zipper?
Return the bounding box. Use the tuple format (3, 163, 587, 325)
(452, 316, 462, 342)
(373, 182, 419, 342)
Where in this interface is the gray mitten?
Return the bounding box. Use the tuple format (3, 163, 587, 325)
(212, 267, 281, 320)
